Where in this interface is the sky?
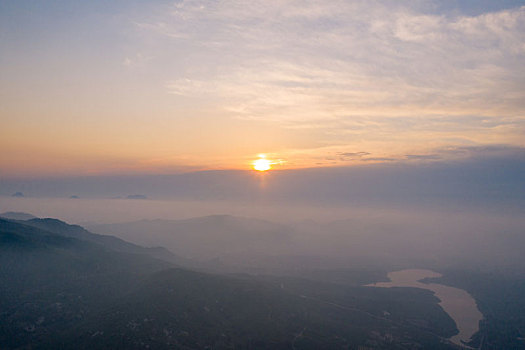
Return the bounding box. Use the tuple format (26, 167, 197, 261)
(1, 0, 525, 177)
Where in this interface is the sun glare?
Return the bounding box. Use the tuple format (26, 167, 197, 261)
(253, 156, 271, 171)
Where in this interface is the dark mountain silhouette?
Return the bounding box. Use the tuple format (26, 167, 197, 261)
(20, 217, 185, 266)
(0, 217, 171, 349)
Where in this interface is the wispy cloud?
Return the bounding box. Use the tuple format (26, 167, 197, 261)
(3, 0, 524, 175)
(128, 1, 525, 167)
(122, 53, 154, 68)
(149, 2, 524, 118)
(405, 154, 442, 161)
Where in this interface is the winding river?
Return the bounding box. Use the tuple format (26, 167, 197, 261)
(368, 269, 483, 347)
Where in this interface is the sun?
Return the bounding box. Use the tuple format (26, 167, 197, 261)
(253, 156, 271, 171)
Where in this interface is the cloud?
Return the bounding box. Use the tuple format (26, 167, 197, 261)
(361, 157, 397, 162)
(150, 2, 524, 115)
(339, 152, 371, 158)
(131, 1, 525, 166)
(405, 154, 442, 161)
(122, 53, 154, 68)
(439, 144, 525, 160)
(4, 146, 523, 209)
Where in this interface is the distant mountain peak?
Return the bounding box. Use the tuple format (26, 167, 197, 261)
(0, 211, 37, 221)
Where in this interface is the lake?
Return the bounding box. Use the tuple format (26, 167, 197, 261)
(368, 269, 483, 347)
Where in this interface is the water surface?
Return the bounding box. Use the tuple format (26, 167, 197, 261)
(368, 269, 483, 347)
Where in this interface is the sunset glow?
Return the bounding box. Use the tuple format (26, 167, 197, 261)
(0, 1, 524, 177)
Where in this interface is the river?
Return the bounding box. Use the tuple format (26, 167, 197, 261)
(368, 269, 483, 348)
